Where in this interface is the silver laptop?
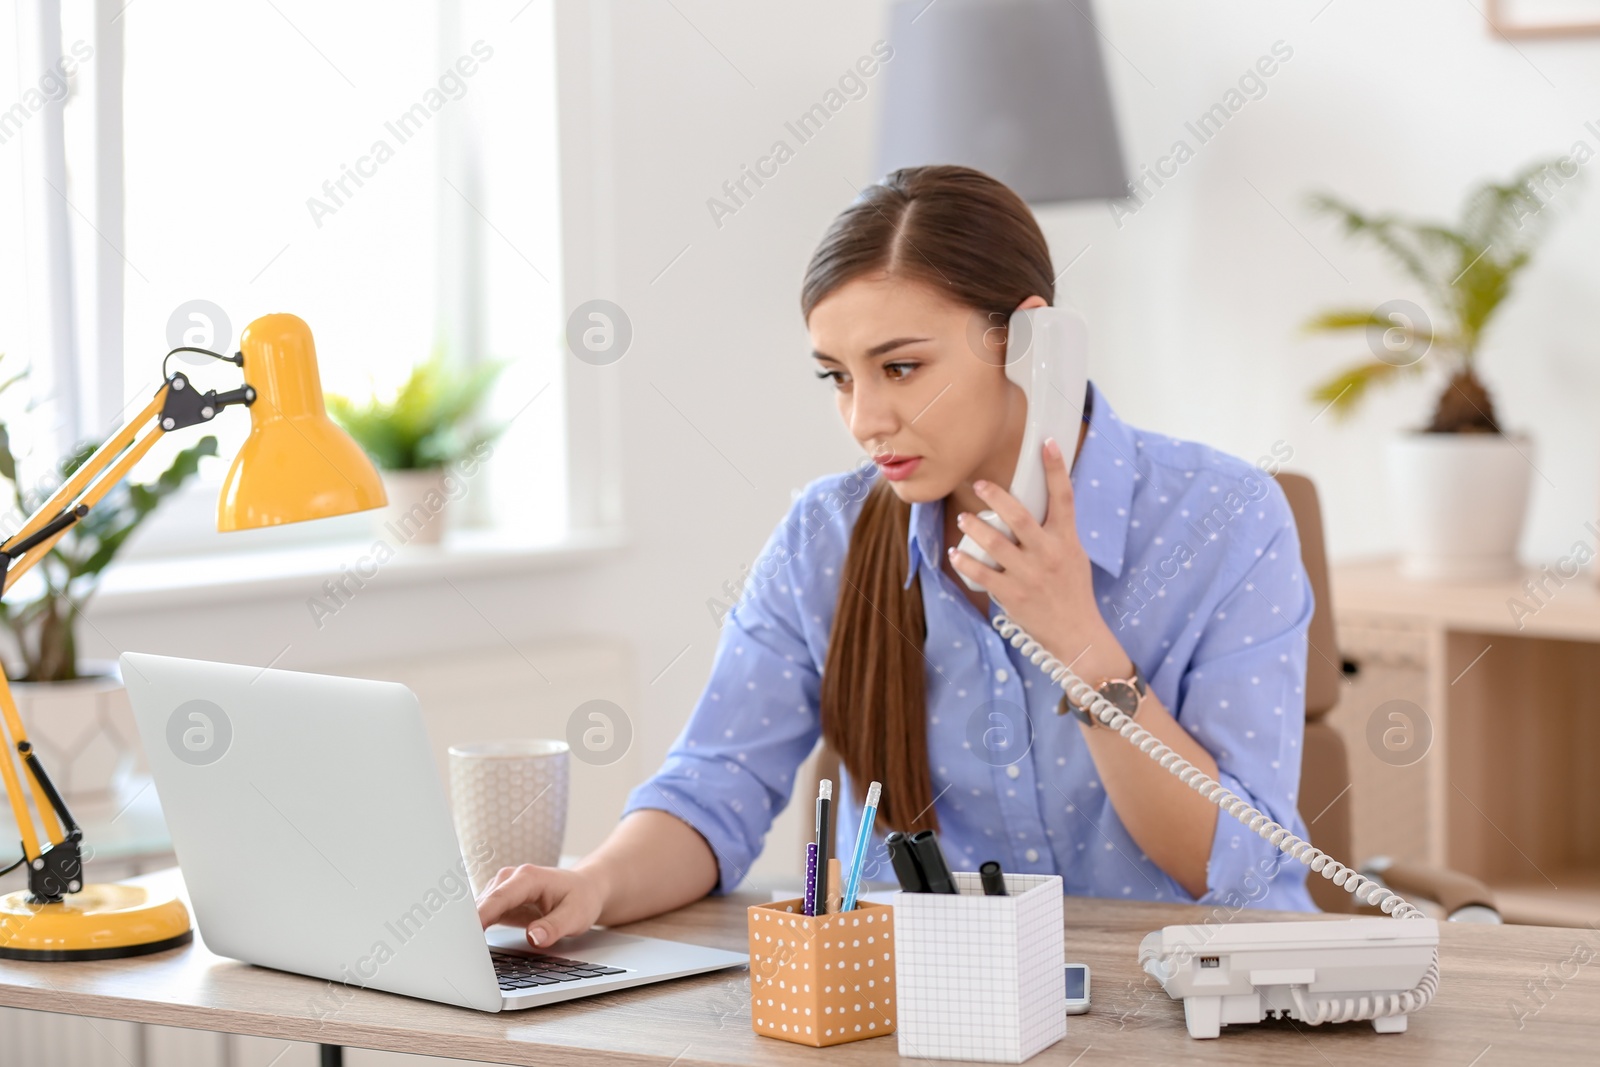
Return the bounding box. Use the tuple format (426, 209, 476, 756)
(121, 651, 746, 1013)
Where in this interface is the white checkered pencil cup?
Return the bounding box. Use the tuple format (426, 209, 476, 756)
(893, 872, 1066, 1063)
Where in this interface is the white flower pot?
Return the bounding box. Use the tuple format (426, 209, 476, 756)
(1386, 432, 1533, 581)
(8, 660, 141, 803)
(375, 468, 451, 546)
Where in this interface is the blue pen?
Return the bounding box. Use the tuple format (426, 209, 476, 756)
(841, 781, 881, 912)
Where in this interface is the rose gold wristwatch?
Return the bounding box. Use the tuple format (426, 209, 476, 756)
(1056, 663, 1147, 727)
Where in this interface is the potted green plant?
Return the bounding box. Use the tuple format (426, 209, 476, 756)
(1302, 157, 1577, 580)
(0, 382, 216, 801)
(327, 355, 505, 545)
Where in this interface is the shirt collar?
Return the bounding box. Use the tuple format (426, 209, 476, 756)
(905, 491, 942, 589)
(904, 379, 1134, 586)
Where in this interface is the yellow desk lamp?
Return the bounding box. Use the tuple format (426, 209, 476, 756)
(0, 313, 386, 960)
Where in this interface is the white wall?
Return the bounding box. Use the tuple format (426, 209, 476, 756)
(1056, 0, 1600, 567)
(79, 0, 1600, 894)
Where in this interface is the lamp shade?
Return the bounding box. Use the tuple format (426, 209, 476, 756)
(875, 0, 1128, 205)
(216, 314, 387, 532)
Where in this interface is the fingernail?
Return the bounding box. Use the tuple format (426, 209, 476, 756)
(527, 926, 545, 946)
(1044, 437, 1060, 457)
(973, 480, 989, 493)
(946, 546, 958, 558)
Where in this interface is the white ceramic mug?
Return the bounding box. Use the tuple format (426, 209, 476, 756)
(448, 739, 570, 895)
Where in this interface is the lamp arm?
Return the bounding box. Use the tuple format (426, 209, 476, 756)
(0, 395, 170, 597)
(3, 387, 167, 556)
(0, 505, 88, 570)
(0, 381, 200, 900)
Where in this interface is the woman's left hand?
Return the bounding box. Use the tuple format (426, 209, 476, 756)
(947, 437, 1112, 665)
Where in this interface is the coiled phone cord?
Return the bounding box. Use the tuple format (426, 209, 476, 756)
(992, 613, 1440, 1024)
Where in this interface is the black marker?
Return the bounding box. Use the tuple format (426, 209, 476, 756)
(908, 829, 957, 894)
(980, 860, 1008, 896)
(885, 831, 927, 892)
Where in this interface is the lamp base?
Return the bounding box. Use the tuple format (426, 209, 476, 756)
(0, 882, 192, 961)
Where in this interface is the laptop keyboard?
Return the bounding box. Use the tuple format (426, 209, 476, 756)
(492, 950, 629, 991)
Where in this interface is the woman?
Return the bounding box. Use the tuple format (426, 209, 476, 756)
(478, 165, 1317, 947)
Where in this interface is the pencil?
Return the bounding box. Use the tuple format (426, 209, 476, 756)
(814, 779, 832, 914)
(841, 781, 881, 911)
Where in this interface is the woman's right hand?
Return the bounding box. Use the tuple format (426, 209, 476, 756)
(475, 864, 608, 948)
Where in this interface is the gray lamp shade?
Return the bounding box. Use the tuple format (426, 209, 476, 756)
(875, 0, 1129, 205)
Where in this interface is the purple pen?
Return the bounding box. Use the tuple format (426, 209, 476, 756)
(803, 841, 819, 916)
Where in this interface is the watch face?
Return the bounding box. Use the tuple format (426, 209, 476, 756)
(1099, 680, 1140, 717)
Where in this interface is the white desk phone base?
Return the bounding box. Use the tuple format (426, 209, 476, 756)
(964, 306, 1441, 1039)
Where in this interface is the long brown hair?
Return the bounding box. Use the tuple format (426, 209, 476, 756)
(805, 165, 1056, 831)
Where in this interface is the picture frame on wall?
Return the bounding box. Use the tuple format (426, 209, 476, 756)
(1487, 0, 1600, 38)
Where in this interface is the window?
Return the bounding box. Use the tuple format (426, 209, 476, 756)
(0, 1, 566, 560)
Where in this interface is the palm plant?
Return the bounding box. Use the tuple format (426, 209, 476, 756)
(327, 354, 505, 470)
(1302, 158, 1577, 432)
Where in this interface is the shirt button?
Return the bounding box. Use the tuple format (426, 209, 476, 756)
(1005, 764, 1021, 779)
(995, 668, 1009, 682)
(1025, 848, 1040, 863)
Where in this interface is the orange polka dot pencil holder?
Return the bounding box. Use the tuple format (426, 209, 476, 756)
(746, 897, 897, 1047)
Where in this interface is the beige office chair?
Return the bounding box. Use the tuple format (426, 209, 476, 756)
(1277, 472, 1498, 920)
(808, 474, 1499, 919)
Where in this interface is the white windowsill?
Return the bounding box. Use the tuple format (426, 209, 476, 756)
(87, 526, 628, 616)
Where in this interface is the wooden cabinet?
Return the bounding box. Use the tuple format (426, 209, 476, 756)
(1330, 558, 1600, 926)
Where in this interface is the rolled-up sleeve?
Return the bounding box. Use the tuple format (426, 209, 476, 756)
(1172, 490, 1318, 912)
(622, 496, 826, 894)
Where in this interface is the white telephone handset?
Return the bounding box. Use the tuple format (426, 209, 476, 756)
(955, 305, 1089, 592)
(969, 308, 1442, 1039)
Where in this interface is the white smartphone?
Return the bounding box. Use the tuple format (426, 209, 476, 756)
(1065, 962, 1090, 1014)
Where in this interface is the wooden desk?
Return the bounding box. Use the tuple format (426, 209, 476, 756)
(1330, 558, 1600, 926)
(0, 868, 1595, 1065)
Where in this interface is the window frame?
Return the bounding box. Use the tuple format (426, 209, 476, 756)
(11, 0, 621, 567)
